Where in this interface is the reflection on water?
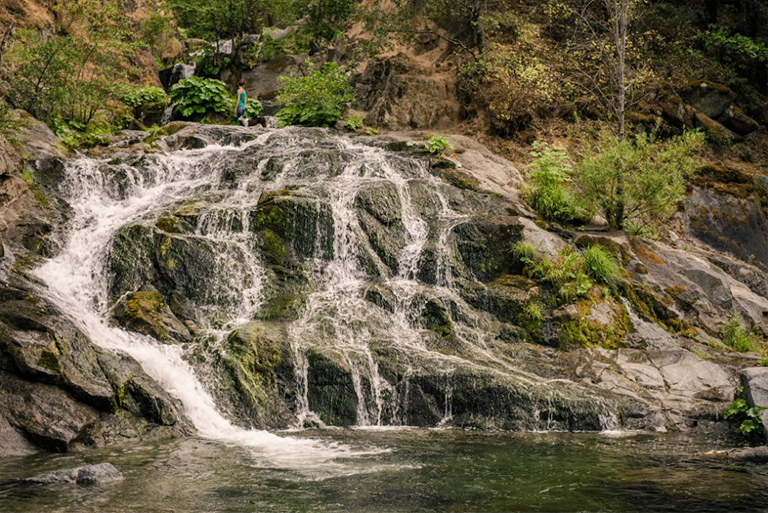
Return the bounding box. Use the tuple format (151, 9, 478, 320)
(0, 430, 765, 513)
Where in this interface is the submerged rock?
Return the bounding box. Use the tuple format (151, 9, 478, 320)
(26, 463, 123, 485)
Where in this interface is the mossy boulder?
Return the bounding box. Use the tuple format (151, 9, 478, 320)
(355, 182, 407, 274)
(250, 190, 334, 262)
(554, 295, 631, 350)
(0, 283, 189, 455)
(681, 81, 736, 119)
(107, 224, 253, 324)
(110, 290, 192, 343)
(453, 216, 524, 282)
(217, 322, 295, 429)
(306, 349, 360, 426)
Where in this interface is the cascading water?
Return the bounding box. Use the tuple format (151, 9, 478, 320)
(32, 126, 618, 452)
(31, 134, 374, 469)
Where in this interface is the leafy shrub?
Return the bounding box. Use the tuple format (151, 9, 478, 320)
(697, 26, 768, 70)
(725, 388, 765, 438)
(532, 248, 593, 303)
(525, 142, 588, 224)
(427, 135, 453, 157)
(721, 314, 755, 353)
(574, 130, 703, 234)
(512, 241, 539, 267)
(277, 61, 354, 127)
(6, 18, 135, 126)
(245, 99, 263, 118)
(193, 47, 232, 78)
(344, 113, 365, 131)
(122, 86, 168, 109)
(170, 77, 232, 118)
(582, 246, 620, 285)
(304, 0, 357, 42)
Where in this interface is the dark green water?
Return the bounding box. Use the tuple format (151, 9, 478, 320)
(0, 429, 765, 512)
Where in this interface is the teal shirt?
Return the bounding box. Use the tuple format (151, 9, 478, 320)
(237, 90, 246, 109)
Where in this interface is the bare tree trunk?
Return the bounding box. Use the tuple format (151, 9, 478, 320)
(610, 0, 629, 230)
(0, 23, 13, 67)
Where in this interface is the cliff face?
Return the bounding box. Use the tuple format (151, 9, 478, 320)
(2, 121, 767, 457)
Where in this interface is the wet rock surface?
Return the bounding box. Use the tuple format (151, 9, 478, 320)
(4, 123, 768, 454)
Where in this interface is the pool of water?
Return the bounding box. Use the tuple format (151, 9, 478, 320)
(0, 429, 765, 512)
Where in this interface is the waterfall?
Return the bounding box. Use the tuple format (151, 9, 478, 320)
(31, 134, 372, 467)
(30, 126, 618, 442)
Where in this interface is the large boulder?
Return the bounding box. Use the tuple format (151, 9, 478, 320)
(159, 63, 196, 94)
(0, 280, 189, 456)
(240, 56, 303, 101)
(740, 367, 768, 438)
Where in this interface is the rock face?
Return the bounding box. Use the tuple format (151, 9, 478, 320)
(159, 63, 196, 94)
(240, 56, 303, 100)
(79, 125, 761, 436)
(681, 82, 760, 138)
(6, 122, 768, 454)
(740, 367, 768, 438)
(355, 55, 461, 130)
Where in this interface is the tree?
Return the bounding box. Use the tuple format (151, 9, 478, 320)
(549, 0, 653, 229)
(574, 130, 704, 234)
(4, 1, 137, 125)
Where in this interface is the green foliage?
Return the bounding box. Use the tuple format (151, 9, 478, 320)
(193, 47, 232, 79)
(524, 301, 544, 323)
(721, 314, 755, 353)
(427, 135, 453, 157)
(582, 246, 620, 285)
(532, 248, 593, 303)
(724, 388, 765, 438)
(170, 77, 232, 118)
(525, 142, 588, 225)
(574, 130, 704, 234)
(512, 241, 539, 267)
(344, 113, 365, 131)
(245, 99, 263, 118)
(697, 26, 768, 67)
(303, 0, 357, 42)
(122, 86, 168, 109)
(5, 2, 138, 126)
(276, 61, 354, 127)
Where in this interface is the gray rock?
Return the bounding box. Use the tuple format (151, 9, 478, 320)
(159, 63, 196, 94)
(75, 463, 124, 485)
(682, 82, 736, 119)
(729, 446, 768, 463)
(740, 367, 768, 437)
(26, 463, 123, 485)
(26, 468, 79, 484)
(720, 106, 760, 135)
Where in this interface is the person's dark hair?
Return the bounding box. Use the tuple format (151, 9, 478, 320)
(238, 79, 245, 86)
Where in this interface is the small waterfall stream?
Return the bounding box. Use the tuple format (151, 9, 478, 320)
(30, 126, 616, 454)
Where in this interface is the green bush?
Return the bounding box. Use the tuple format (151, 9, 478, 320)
(532, 248, 593, 303)
(304, 0, 357, 42)
(122, 86, 168, 109)
(721, 314, 755, 353)
(427, 135, 453, 157)
(724, 388, 765, 438)
(525, 142, 588, 224)
(512, 241, 539, 267)
(344, 113, 365, 131)
(245, 99, 263, 118)
(574, 130, 704, 234)
(276, 61, 354, 127)
(582, 246, 620, 285)
(170, 77, 232, 118)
